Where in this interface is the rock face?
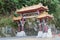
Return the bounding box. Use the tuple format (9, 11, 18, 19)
(16, 31, 26, 37)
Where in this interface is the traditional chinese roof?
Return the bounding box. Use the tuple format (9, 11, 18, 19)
(16, 3, 48, 14)
(37, 12, 53, 18)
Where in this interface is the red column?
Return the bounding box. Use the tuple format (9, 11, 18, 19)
(44, 24, 48, 32)
(43, 18, 48, 32)
(21, 18, 24, 31)
(17, 21, 20, 32)
(39, 24, 42, 31)
(38, 19, 42, 31)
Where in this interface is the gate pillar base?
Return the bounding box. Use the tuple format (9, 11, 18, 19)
(42, 33, 48, 38)
(42, 28, 52, 38)
(37, 31, 43, 37)
(47, 28, 52, 37)
(16, 31, 26, 37)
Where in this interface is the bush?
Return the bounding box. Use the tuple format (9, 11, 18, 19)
(0, 17, 17, 28)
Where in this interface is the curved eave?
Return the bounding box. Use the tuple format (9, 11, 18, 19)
(37, 14, 53, 19)
(17, 7, 48, 14)
(13, 16, 22, 21)
(16, 3, 48, 14)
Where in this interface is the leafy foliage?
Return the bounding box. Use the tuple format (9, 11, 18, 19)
(0, 0, 59, 15)
(0, 17, 17, 28)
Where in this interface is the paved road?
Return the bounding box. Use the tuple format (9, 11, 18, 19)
(0, 36, 60, 40)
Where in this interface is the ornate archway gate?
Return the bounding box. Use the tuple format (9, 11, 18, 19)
(13, 3, 53, 37)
